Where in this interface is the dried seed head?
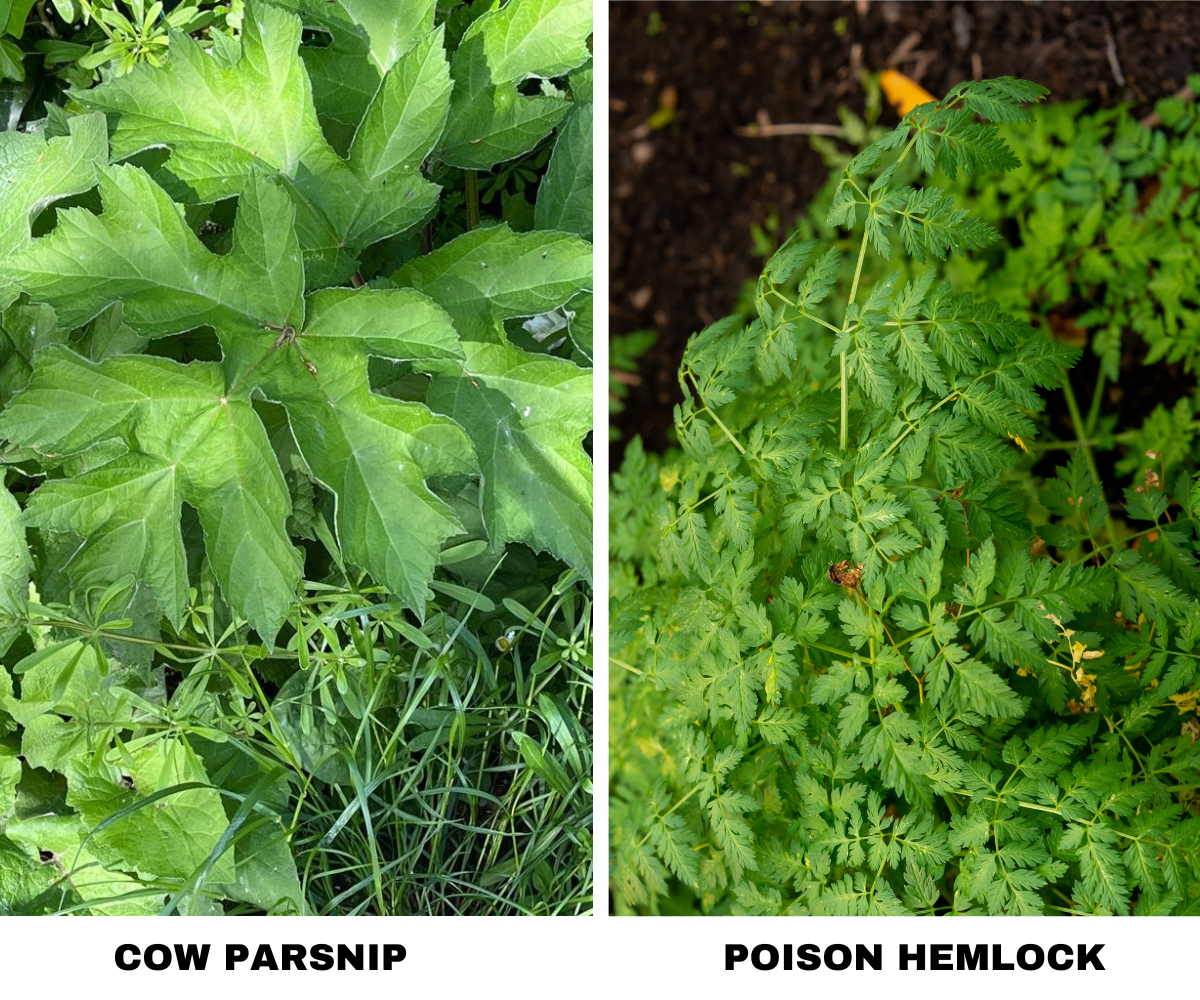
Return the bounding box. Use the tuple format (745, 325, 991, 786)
(827, 560, 864, 588)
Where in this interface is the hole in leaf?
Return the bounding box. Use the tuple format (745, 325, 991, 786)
(300, 28, 334, 49)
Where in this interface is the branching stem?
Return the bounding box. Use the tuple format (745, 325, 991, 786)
(1060, 371, 1118, 545)
(839, 228, 871, 451)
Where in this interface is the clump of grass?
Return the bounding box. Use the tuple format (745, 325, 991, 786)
(284, 572, 594, 916)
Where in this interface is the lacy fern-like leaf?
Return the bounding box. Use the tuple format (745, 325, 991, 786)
(610, 75, 1200, 918)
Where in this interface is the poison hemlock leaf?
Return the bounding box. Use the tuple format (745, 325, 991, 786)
(610, 78, 1200, 917)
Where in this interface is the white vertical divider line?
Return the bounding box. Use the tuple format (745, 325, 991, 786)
(590, 0, 611, 918)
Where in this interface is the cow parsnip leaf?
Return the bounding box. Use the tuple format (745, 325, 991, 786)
(0, 165, 479, 630)
(436, 0, 592, 169)
(396, 224, 593, 573)
(0, 112, 107, 270)
(4, 813, 160, 915)
(0, 485, 29, 654)
(535, 64, 593, 239)
(428, 340, 592, 581)
(258, 288, 475, 609)
(276, 0, 437, 148)
(73, 0, 450, 286)
(395, 223, 593, 342)
(209, 815, 305, 913)
(0, 350, 301, 640)
(0, 301, 65, 404)
(0, 162, 304, 346)
(64, 736, 234, 885)
(0, 738, 18, 820)
(0, 833, 56, 916)
(1, 641, 136, 771)
(566, 292, 593, 360)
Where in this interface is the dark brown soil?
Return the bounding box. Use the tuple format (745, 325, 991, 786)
(609, 0, 1200, 455)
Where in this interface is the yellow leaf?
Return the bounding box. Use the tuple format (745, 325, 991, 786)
(880, 69, 937, 117)
(1170, 690, 1199, 715)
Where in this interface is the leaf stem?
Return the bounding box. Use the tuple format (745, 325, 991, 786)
(839, 355, 848, 452)
(1089, 515, 1195, 562)
(1060, 371, 1118, 545)
(609, 656, 644, 675)
(807, 641, 859, 660)
(840, 228, 871, 451)
(36, 616, 287, 659)
(465, 170, 479, 229)
(799, 310, 843, 334)
(705, 405, 745, 454)
(878, 390, 958, 462)
(635, 778, 709, 850)
(1028, 419, 1200, 453)
(1084, 370, 1106, 437)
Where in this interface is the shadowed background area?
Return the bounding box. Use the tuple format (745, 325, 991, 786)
(609, 0, 1200, 455)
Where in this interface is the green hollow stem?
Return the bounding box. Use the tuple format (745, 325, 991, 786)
(465, 170, 479, 229)
(840, 229, 871, 452)
(1029, 419, 1200, 453)
(839, 353, 848, 451)
(1085, 369, 1106, 437)
(1061, 371, 1118, 544)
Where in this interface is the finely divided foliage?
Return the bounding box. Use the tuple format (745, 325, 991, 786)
(611, 79, 1200, 916)
(0, 0, 592, 914)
